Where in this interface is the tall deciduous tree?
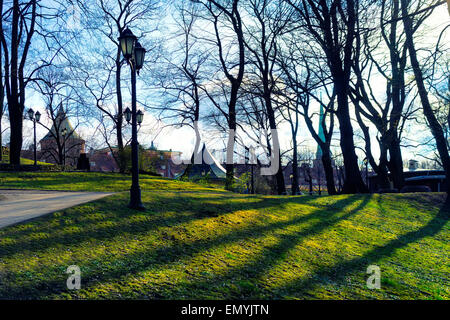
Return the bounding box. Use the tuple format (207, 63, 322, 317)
(287, 0, 368, 193)
(0, 0, 38, 165)
(0, 39, 4, 162)
(278, 40, 337, 195)
(194, 0, 246, 190)
(241, 0, 288, 195)
(350, 0, 419, 191)
(0, 0, 63, 165)
(154, 2, 208, 177)
(75, 0, 159, 172)
(401, 0, 450, 194)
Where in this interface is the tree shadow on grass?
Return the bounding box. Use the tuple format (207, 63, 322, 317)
(267, 195, 450, 299)
(0, 191, 344, 258)
(160, 194, 373, 299)
(0, 194, 370, 298)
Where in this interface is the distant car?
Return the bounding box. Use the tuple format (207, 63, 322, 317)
(377, 188, 398, 193)
(400, 185, 432, 193)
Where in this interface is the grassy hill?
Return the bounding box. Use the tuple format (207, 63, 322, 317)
(0, 171, 222, 192)
(0, 172, 448, 299)
(0, 155, 53, 166)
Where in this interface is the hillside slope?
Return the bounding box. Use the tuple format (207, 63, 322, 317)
(0, 173, 448, 299)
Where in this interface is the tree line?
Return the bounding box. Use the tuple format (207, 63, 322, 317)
(0, 0, 449, 195)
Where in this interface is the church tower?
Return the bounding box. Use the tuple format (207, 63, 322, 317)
(39, 104, 85, 166)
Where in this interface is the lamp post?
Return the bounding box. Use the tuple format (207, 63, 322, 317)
(61, 127, 67, 167)
(289, 174, 294, 194)
(363, 157, 369, 189)
(27, 108, 41, 166)
(119, 27, 146, 210)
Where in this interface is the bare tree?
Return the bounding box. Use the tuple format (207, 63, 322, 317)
(401, 0, 450, 194)
(32, 67, 83, 166)
(73, 0, 159, 172)
(0, 0, 66, 165)
(286, 0, 368, 193)
(0, 0, 39, 165)
(349, 0, 425, 190)
(153, 2, 209, 177)
(241, 0, 290, 194)
(278, 34, 338, 195)
(0, 39, 4, 162)
(193, 0, 246, 190)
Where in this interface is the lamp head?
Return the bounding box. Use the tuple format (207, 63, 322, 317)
(124, 107, 132, 123)
(118, 27, 137, 60)
(137, 109, 144, 125)
(27, 108, 34, 120)
(134, 41, 146, 71)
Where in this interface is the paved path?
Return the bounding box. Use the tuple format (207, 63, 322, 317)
(0, 190, 114, 229)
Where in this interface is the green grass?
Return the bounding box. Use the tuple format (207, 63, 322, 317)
(0, 172, 448, 299)
(0, 156, 53, 166)
(0, 172, 224, 192)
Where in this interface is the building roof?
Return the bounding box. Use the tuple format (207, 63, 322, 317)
(183, 144, 227, 179)
(40, 105, 83, 142)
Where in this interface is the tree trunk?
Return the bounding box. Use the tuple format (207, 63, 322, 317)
(306, 170, 313, 195)
(377, 145, 391, 190)
(291, 142, 300, 195)
(225, 104, 237, 191)
(7, 1, 21, 165)
(0, 35, 3, 163)
(115, 46, 126, 173)
(264, 95, 286, 195)
(321, 147, 337, 195)
(8, 100, 22, 165)
(0, 108, 2, 163)
(388, 139, 405, 190)
(335, 81, 368, 193)
(0, 116, 2, 162)
(180, 120, 201, 180)
(401, 0, 450, 194)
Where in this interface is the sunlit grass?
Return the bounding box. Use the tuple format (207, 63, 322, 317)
(0, 171, 225, 192)
(0, 157, 52, 166)
(0, 173, 448, 299)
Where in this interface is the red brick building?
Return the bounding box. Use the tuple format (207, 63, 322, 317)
(89, 142, 185, 178)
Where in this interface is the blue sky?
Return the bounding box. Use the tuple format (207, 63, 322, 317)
(2, 1, 449, 166)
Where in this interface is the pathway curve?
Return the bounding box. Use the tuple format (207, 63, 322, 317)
(0, 189, 114, 229)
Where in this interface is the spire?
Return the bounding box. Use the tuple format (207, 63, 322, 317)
(40, 103, 82, 142)
(58, 102, 65, 115)
(316, 93, 326, 160)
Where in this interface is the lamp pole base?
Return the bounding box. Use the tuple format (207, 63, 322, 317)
(128, 186, 146, 211)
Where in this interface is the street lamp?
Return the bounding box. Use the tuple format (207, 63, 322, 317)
(134, 42, 146, 73)
(124, 107, 132, 123)
(124, 109, 144, 126)
(363, 157, 369, 189)
(136, 110, 144, 126)
(119, 27, 146, 211)
(27, 108, 41, 166)
(62, 128, 67, 167)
